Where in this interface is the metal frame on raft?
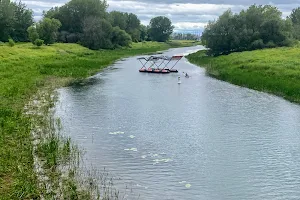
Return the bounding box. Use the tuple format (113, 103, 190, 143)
(138, 55, 183, 73)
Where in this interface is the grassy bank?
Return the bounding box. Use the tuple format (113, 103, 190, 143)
(187, 47, 300, 103)
(0, 41, 193, 199)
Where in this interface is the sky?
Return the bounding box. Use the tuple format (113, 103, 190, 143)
(22, 0, 300, 33)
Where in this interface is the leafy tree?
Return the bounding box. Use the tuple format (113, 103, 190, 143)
(139, 24, 148, 41)
(81, 17, 113, 49)
(108, 11, 141, 41)
(148, 16, 174, 42)
(0, 0, 33, 42)
(27, 26, 39, 44)
(125, 13, 141, 41)
(201, 5, 293, 55)
(37, 18, 61, 45)
(111, 26, 132, 48)
(289, 7, 300, 39)
(12, 1, 33, 41)
(109, 11, 127, 30)
(44, 0, 108, 35)
(0, 0, 15, 41)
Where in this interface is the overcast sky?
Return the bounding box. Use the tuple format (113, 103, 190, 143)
(23, 0, 300, 33)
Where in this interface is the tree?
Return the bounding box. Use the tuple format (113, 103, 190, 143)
(0, 0, 33, 42)
(44, 0, 108, 35)
(148, 16, 174, 42)
(290, 7, 300, 39)
(125, 13, 141, 42)
(27, 26, 39, 44)
(81, 17, 113, 49)
(37, 18, 61, 44)
(12, 1, 33, 42)
(139, 24, 148, 41)
(201, 5, 293, 56)
(111, 26, 132, 48)
(109, 11, 127, 30)
(0, 0, 15, 41)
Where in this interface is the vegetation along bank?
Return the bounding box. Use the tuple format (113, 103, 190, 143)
(187, 5, 300, 104)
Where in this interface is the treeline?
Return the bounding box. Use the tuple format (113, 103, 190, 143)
(172, 33, 199, 40)
(0, 0, 175, 49)
(202, 5, 300, 56)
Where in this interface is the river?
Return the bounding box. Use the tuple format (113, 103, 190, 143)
(55, 46, 300, 200)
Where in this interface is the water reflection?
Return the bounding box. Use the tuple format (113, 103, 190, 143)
(56, 46, 300, 200)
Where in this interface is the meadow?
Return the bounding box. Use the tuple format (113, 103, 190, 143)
(187, 47, 300, 104)
(0, 41, 196, 199)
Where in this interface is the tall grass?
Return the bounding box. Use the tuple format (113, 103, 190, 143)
(0, 41, 193, 199)
(186, 47, 300, 103)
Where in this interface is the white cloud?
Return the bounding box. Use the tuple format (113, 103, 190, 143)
(21, 0, 300, 32)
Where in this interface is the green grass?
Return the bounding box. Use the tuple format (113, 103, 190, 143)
(187, 47, 300, 103)
(0, 40, 193, 199)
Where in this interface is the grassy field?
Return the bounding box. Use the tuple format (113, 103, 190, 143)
(0, 41, 195, 199)
(187, 47, 300, 104)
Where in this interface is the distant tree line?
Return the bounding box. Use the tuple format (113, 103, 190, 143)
(0, 0, 175, 49)
(202, 5, 300, 56)
(172, 33, 199, 40)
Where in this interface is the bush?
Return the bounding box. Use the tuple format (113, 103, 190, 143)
(66, 33, 80, 43)
(250, 39, 265, 50)
(34, 39, 44, 47)
(111, 26, 132, 48)
(266, 41, 277, 48)
(8, 38, 15, 47)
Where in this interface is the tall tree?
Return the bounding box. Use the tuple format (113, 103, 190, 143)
(12, 1, 33, 41)
(37, 18, 61, 44)
(81, 17, 113, 49)
(148, 16, 174, 42)
(139, 24, 148, 41)
(0, 0, 33, 42)
(108, 11, 127, 30)
(125, 13, 141, 41)
(0, 0, 15, 41)
(44, 0, 108, 34)
(289, 7, 300, 39)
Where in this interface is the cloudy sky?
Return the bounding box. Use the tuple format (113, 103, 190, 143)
(22, 0, 300, 33)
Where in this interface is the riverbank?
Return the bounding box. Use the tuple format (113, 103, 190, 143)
(186, 47, 300, 104)
(0, 41, 195, 199)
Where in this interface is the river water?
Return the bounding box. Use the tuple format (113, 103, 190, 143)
(55, 46, 300, 200)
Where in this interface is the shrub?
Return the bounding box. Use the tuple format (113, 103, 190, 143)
(8, 38, 15, 47)
(266, 41, 277, 48)
(111, 26, 132, 48)
(250, 39, 265, 50)
(27, 26, 39, 44)
(34, 39, 44, 47)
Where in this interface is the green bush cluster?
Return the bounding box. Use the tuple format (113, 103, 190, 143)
(8, 38, 15, 47)
(202, 5, 297, 55)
